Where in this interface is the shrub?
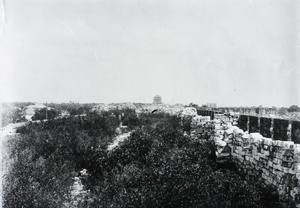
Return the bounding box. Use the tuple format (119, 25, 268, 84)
(5, 111, 280, 207)
(84, 115, 277, 208)
(4, 112, 119, 207)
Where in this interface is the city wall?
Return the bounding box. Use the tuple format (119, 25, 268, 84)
(190, 110, 300, 208)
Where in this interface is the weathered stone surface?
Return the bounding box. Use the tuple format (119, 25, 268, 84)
(188, 113, 300, 207)
(250, 132, 263, 140)
(215, 139, 227, 147)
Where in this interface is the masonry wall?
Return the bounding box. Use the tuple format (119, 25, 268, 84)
(190, 114, 300, 208)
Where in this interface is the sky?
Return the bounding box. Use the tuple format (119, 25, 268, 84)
(0, 0, 299, 107)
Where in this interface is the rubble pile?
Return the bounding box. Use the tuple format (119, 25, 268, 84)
(190, 115, 213, 141)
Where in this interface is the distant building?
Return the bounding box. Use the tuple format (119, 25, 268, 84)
(207, 103, 217, 109)
(153, 95, 163, 104)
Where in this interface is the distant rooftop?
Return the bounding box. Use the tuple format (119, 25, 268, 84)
(153, 95, 162, 104)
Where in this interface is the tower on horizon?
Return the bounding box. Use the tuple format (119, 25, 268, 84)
(153, 95, 163, 104)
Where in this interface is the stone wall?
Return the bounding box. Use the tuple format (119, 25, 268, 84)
(190, 113, 300, 208)
(198, 110, 300, 143)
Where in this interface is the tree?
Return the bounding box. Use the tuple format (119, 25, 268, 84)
(32, 108, 57, 120)
(287, 105, 300, 112)
(271, 106, 277, 110)
(278, 107, 288, 116)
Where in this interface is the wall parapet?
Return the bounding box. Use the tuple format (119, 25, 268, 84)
(198, 110, 300, 144)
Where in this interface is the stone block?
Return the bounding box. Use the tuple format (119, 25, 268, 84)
(262, 168, 269, 176)
(254, 155, 260, 161)
(263, 150, 270, 156)
(215, 139, 227, 147)
(273, 163, 279, 170)
(236, 137, 243, 142)
(278, 165, 284, 172)
(216, 129, 225, 135)
(294, 155, 300, 163)
(275, 152, 283, 159)
(282, 141, 294, 149)
(283, 149, 294, 157)
(283, 167, 289, 173)
(225, 127, 235, 135)
(263, 144, 270, 150)
(291, 190, 296, 199)
(258, 161, 264, 167)
(242, 133, 250, 139)
(273, 158, 280, 164)
(262, 137, 272, 145)
(295, 164, 300, 173)
(295, 146, 300, 157)
(273, 140, 280, 146)
(276, 175, 282, 184)
(219, 152, 230, 157)
(289, 168, 295, 175)
(268, 161, 273, 167)
(233, 128, 244, 135)
(267, 176, 273, 184)
(236, 146, 243, 151)
(277, 170, 284, 177)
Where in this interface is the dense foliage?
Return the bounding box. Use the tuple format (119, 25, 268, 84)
(4, 111, 119, 207)
(46, 102, 95, 116)
(84, 116, 278, 208)
(288, 105, 300, 112)
(4, 110, 279, 207)
(31, 108, 57, 121)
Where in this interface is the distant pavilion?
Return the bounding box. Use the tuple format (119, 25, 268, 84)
(153, 95, 163, 104)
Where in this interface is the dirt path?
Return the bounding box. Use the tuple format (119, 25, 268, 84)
(107, 132, 131, 151)
(65, 131, 132, 207)
(64, 172, 89, 207)
(0, 122, 27, 208)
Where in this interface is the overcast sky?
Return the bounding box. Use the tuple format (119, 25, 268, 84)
(0, 0, 299, 107)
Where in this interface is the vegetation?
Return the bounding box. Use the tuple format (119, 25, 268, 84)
(46, 102, 95, 116)
(4, 110, 279, 207)
(84, 115, 278, 208)
(278, 107, 288, 116)
(32, 108, 57, 121)
(288, 105, 300, 112)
